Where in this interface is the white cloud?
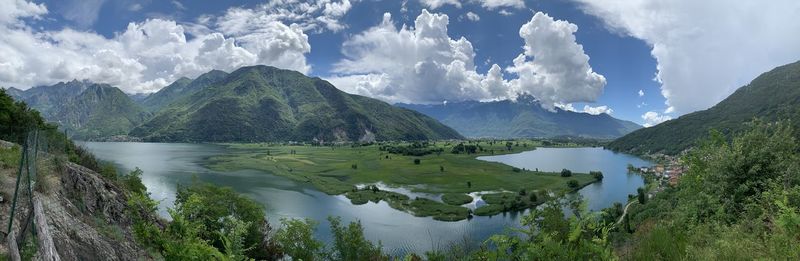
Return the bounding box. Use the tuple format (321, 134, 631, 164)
(465, 11, 480, 21)
(575, 0, 800, 114)
(59, 0, 106, 28)
(641, 111, 672, 127)
(582, 105, 613, 115)
(638, 89, 644, 97)
(505, 12, 606, 110)
(555, 103, 613, 115)
(330, 10, 604, 109)
(330, 10, 499, 103)
(0, 0, 313, 93)
(418, 0, 524, 10)
(0, 0, 47, 26)
(219, 0, 353, 33)
(419, 0, 461, 9)
(172, 1, 186, 10)
(479, 0, 524, 10)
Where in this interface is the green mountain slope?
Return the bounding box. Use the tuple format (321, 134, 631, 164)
(608, 60, 800, 155)
(141, 70, 228, 111)
(11, 82, 151, 140)
(10, 80, 93, 120)
(54, 84, 151, 140)
(397, 95, 641, 139)
(131, 65, 463, 142)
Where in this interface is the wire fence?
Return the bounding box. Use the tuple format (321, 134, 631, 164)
(3, 129, 68, 260)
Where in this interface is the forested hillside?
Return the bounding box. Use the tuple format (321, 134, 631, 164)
(608, 60, 800, 155)
(131, 65, 463, 142)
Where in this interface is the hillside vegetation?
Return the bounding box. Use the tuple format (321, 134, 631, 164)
(131, 65, 463, 142)
(608, 60, 800, 155)
(8, 81, 150, 140)
(398, 95, 641, 139)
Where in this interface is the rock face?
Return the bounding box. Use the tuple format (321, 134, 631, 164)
(39, 163, 151, 260)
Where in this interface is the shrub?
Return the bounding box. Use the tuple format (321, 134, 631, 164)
(560, 169, 572, 177)
(567, 179, 579, 188)
(590, 171, 604, 180)
(413, 159, 421, 165)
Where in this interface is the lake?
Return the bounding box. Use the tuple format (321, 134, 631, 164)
(80, 142, 651, 255)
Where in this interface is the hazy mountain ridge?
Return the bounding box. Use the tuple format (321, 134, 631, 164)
(608, 60, 800, 155)
(397, 96, 641, 139)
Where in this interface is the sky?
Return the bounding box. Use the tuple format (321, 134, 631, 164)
(1, 0, 799, 127)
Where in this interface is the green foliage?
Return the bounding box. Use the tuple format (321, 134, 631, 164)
(0, 88, 45, 143)
(636, 187, 647, 204)
(567, 179, 580, 188)
(622, 120, 800, 259)
(274, 218, 323, 260)
(175, 181, 274, 259)
(473, 195, 614, 260)
(120, 167, 147, 195)
(413, 158, 420, 165)
(441, 193, 473, 205)
(591, 171, 604, 180)
(325, 216, 384, 261)
(379, 142, 443, 156)
(609, 60, 800, 155)
(561, 168, 573, 177)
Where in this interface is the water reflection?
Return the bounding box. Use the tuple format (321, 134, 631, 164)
(81, 142, 649, 255)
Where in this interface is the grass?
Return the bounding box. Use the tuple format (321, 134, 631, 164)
(441, 193, 473, 205)
(206, 140, 597, 221)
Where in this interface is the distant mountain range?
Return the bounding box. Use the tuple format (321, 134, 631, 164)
(397, 96, 641, 139)
(608, 60, 800, 155)
(8, 66, 462, 142)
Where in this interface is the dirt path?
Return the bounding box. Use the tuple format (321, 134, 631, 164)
(615, 201, 636, 227)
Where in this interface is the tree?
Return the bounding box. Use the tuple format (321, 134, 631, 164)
(561, 169, 573, 177)
(325, 217, 384, 260)
(590, 171, 604, 181)
(637, 187, 647, 204)
(274, 218, 323, 260)
(175, 181, 275, 259)
(567, 180, 580, 188)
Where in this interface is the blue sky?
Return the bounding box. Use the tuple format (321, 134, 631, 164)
(3, 0, 800, 126)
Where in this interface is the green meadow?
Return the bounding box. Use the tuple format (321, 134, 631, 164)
(206, 140, 598, 221)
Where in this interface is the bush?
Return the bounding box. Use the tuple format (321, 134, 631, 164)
(413, 159, 421, 165)
(590, 171, 604, 180)
(560, 169, 572, 177)
(567, 179, 580, 188)
(275, 218, 323, 260)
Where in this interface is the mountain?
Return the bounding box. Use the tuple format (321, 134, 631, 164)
(397, 96, 641, 139)
(140, 70, 228, 111)
(608, 60, 800, 155)
(10, 80, 93, 119)
(130, 65, 463, 142)
(128, 92, 149, 103)
(11, 82, 150, 140)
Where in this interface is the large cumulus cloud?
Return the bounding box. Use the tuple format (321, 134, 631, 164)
(329, 10, 606, 110)
(575, 0, 800, 114)
(0, 0, 326, 93)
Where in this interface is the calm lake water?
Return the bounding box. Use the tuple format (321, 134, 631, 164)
(80, 142, 651, 255)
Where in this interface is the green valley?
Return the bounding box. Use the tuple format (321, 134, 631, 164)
(206, 140, 597, 221)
